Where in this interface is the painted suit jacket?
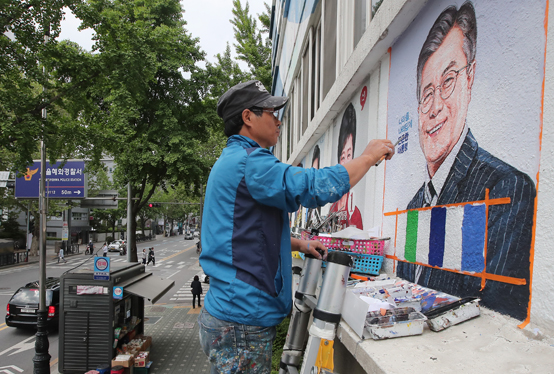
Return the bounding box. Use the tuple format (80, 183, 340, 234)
(397, 130, 536, 320)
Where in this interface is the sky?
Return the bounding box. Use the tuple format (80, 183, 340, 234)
(58, 0, 269, 65)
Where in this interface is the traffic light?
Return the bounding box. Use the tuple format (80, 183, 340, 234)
(148, 202, 162, 208)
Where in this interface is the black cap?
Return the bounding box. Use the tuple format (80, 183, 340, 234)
(217, 80, 288, 122)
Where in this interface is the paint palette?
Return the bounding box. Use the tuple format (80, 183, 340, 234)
(424, 297, 481, 332)
(365, 307, 427, 340)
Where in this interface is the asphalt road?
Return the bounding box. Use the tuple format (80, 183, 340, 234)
(0, 234, 202, 373)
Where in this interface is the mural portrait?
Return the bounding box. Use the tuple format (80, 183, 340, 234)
(383, 0, 545, 320)
(330, 103, 364, 230)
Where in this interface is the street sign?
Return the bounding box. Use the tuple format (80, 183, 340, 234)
(15, 160, 86, 199)
(113, 286, 123, 300)
(62, 222, 68, 241)
(93, 256, 110, 281)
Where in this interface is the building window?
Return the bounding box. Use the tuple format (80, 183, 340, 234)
(47, 232, 57, 238)
(302, 42, 310, 135)
(354, 0, 369, 48)
(322, 0, 337, 100)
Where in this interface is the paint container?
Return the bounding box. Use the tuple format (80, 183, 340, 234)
(424, 297, 480, 332)
(365, 307, 427, 340)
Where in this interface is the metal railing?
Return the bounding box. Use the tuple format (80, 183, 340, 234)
(0, 250, 28, 267)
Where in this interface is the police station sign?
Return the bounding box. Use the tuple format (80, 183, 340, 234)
(15, 160, 86, 199)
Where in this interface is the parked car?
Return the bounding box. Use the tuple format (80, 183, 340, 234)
(193, 231, 200, 238)
(184, 231, 193, 240)
(108, 240, 126, 252)
(5, 277, 60, 329)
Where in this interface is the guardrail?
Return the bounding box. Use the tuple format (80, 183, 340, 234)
(0, 250, 28, 267)
(66, 243, 80, 255)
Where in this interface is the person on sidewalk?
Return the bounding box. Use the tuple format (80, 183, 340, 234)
(58, 247, 67, 263)
(142, 248, 147, 264)
(102, 242, 108, 257)
(198, 80, 395, 373)
(147, 247, 155, 266)
(191, 275, 203, 309)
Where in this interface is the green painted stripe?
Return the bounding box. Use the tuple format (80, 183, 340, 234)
(405, 210, 418, 262)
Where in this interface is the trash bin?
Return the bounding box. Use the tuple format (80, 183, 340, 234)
(58, 262, 174, 373)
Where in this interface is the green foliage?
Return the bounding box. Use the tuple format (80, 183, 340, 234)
(231, 0, 273, 90)
(0, 215, 25, 239)
(271, 317, 290, 373)
(372, 0, 385, 17)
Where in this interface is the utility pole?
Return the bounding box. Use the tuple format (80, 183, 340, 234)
(33, 26, 51, 374)
(127, 183, 132, 262)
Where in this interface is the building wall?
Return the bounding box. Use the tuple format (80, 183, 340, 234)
(272, 0, 554, 334)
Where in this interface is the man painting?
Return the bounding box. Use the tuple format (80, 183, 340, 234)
(397, 2, 536, 320)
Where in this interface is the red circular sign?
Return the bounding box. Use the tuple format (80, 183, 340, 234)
(96, 258, 108, 270)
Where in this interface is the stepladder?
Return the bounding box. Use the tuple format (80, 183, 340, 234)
(279, 250, 353, 374)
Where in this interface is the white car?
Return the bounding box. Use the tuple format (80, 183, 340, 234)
(108, 240, 126, 252)
(193, 231, 199, 237)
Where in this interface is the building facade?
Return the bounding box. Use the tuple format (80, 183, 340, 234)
(271, 0, 554, 337)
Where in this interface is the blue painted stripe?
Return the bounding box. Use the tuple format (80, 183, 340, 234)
(461, 204, 486, 272)
(428, 207, 446, 267)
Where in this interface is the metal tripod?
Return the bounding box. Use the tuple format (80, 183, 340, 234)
(279, 250, 353, 374)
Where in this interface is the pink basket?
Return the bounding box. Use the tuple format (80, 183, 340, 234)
(301, 231, 384, 256)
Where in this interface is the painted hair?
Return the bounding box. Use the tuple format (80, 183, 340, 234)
(416, 1, 477, 102)
(312, 145, 320, 169)
(337, 103, 356, 163)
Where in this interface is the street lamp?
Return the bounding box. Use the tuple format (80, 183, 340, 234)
(33, 27, 51, 374)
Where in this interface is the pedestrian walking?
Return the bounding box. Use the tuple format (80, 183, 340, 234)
(58, 247, 67, 263)
(191, 275, 203, 309)
(198, 80, 394, 372)
(102, 242, 108, 257)
(147, 247, 155, 266)
(142, 248, 147, 264)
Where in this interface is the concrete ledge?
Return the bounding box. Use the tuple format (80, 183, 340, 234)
(337, 307, 554, 374)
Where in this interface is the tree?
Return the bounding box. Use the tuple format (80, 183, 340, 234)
(230, 0, 272, 90)
(72, 0, 217, 261)
(0, 0, 100, 171)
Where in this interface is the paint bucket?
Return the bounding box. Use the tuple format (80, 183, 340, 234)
(111, 366, 124, 374)
(97, 364, 110, 374)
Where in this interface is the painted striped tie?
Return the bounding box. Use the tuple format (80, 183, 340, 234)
(397, 204, 486, 272)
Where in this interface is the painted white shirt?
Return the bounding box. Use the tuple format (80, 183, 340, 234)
(425, 125, 469, 206)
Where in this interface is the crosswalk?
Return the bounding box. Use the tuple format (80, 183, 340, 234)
(168, 274, 210, 304)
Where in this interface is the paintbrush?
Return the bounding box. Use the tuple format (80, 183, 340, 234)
(375, 138, 401, 166)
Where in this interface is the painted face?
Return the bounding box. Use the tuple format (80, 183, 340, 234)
(251, 108, 281, 148)
(339, 135, 354, 165)
(418, 26, 474, 176)
(312, 158, 319, 169)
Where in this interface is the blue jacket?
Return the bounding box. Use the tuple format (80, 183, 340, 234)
(200, 135, 350, 327)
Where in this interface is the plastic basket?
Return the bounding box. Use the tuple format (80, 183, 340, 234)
(300, 231, 384, 256)
(322, 249, 383, 276)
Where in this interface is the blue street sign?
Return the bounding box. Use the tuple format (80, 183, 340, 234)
(15, 160, 86, 199)
(94, 256, 110, 281)
(113, 286, 123, 300)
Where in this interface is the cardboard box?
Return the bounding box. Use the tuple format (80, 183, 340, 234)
(112, 354, 135, 368)
(134, 351, 150, 367)
(140, 336, 152, 350)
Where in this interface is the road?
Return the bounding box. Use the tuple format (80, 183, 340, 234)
(0, 234, 205, 373)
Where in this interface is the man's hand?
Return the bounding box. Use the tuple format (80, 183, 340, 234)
(291, 237, 328, 260)
(344, 138, 395, 188)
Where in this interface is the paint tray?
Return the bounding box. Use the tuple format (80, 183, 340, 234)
(423, 297, 481, 332)
(364, 307, 427, 340)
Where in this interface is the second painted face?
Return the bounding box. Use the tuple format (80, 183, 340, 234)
(340, 135, 354, 165)
(418, 26, 474, 176)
